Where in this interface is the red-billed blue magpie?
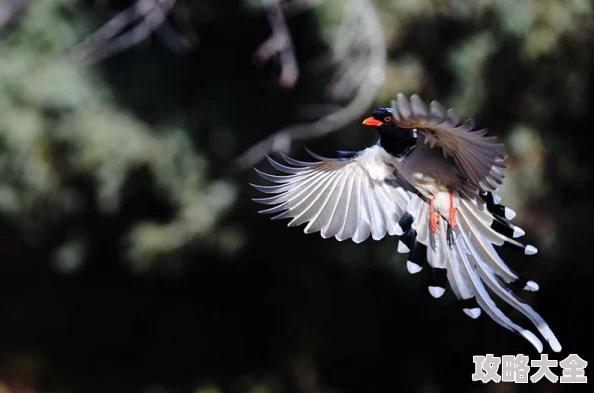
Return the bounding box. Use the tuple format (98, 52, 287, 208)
(251, 93, 561, 353)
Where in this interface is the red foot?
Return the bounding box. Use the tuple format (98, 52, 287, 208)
(430, 198, 440, 233)
(448, 190, 457, 228)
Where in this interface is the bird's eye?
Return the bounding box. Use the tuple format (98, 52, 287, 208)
(384, 116, 392, 122)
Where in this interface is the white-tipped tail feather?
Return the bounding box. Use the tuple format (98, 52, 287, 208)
(252, 140, 560, 353)
(395, 188, 561, 353)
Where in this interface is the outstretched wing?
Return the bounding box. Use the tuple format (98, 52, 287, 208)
(251, 145, 413, 243)
(391, 93, 506, 192)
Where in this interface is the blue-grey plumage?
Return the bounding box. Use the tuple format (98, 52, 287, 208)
(251, 93, 561, 353)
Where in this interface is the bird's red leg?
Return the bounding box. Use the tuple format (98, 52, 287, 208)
(448, 190, 457, 228)
(430, 198, 439, 233)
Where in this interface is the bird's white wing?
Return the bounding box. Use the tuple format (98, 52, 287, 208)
(251, 145, 413, 243)
(391, 93, 506, 192)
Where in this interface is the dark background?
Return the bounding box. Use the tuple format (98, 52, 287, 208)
(0, 1, 592, 392)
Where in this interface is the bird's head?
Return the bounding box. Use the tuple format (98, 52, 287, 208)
(362, 107, 397, 133)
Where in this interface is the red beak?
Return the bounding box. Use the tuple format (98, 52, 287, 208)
(362, 116, 383, 127)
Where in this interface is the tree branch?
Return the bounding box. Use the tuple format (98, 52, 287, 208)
(233, 0, 386, 172)
(0, 0, 32, 28)
(255, 0, 300, 89)
(70, 0, 181, 65)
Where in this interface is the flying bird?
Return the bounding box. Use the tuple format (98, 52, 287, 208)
(251, 93, 561, 353)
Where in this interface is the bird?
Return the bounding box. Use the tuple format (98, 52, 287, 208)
(250, 92, 561, 353)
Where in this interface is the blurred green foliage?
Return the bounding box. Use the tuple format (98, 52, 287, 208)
(0, 0, 238, 274)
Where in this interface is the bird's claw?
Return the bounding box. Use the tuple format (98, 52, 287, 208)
(430, 198, 440, 233)
(448, 190, 457, 229)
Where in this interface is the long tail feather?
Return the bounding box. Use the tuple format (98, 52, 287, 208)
(435, 197, 562, 353)
(450, 226, 546, 353)
(456, 226, 562, 352)
(439, 219, 481, 319)
(395, 190, 561, 353)
(396, 195, 427, 274)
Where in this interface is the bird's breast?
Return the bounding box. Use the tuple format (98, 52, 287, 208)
(389, 145, 460, 197)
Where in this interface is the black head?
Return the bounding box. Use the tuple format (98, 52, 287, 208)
(362, 107, 418, 157)
(362, 107, 397, 133)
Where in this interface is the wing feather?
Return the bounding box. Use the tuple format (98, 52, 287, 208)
(282, 171, 340, 225)
(337, 171, 360, 241)
(303, 171, 345, 234)
(391, 93, 505, 191)
(253, 145, 413, 243)
(352, 175, 371, 243)
(322, 171, 351, 239)
(317, 170, 349, 237)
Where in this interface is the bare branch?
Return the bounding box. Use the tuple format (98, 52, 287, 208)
(0, 0, 32, 28)
(70, 0, 180, 65)
(234, 0, 386, 171)
(255, 0, 300, 89)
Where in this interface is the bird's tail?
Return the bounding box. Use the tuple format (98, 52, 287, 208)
(395, 189, 561, 353)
